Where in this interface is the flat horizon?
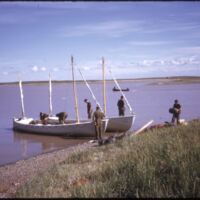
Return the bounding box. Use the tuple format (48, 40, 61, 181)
(1, 76, 200, 85)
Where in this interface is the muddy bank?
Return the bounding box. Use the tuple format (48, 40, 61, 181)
(0, 141, 97, 198)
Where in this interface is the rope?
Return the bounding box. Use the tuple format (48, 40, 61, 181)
(109, 69, 133, 114)
(78, 68, 103, 112)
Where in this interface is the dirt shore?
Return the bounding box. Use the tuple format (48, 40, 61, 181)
(0, 140, 97, 198)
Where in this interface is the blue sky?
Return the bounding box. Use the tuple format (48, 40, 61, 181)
(0, 1, 200, 82)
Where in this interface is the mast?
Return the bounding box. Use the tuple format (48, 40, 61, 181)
(109, 69, 134, 114)
(48, 72, 53, 116)
(19, 79, 25, 118)
(78, 68, 103, 112)
(71, 56, 80, 123)
(102, 57, 107, 115)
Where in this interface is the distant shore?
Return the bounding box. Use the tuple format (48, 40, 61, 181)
(0, 76, 200, 86)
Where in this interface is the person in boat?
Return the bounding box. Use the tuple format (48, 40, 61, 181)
(170, 99, 181, 125)
(56, 112, 68, 124)
(113, 86, 117, 91)
(84, 99, 93, 119)
(92, 106, 105, 140)
(117, 95, 125, 116)
(40, 112, 49, 125)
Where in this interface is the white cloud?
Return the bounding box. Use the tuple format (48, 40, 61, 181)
(175, 46, 200, 54)
(129, 40, 171, 46)
(102, 55, 200, 78)
(61, 20, 144, 38)
(3, 71, 8, 75)
(0, 2, 90, 10)
(139, 56, 200, 68)
(53, 67, 59, 72)
(32, 65, 39, 72)
(144, 21, 200, 34)
(41, 67, 46, 71)
(83, 66, 90, 71)
(31, 65, 47, 72)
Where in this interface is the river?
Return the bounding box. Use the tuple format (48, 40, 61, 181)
(0, 79, 199, 166)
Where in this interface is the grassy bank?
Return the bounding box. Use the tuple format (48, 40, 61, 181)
(16, 120, 200, 198)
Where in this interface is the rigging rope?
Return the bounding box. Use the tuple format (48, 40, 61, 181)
(78, 68, 103, 113)
(109, 69, 134, 114)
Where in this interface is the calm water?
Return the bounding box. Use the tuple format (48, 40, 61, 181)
(0, 80, 200, 166)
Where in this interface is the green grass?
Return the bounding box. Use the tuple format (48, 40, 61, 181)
(15, 119, 200, 198)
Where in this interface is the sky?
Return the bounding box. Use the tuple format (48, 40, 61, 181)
(0, 1, 200, 83)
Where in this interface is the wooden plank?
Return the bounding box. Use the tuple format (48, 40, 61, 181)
(133, 120, 154, 135)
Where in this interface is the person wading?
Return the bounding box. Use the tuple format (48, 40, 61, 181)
(92, 106, 105, 140)
(117, 95, 125, 116)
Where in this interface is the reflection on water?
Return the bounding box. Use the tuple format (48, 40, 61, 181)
(0, 81, 200, 166)
(13, 131, 88, 158)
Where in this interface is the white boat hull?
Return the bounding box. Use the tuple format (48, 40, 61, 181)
(13, 118, 108, 137)
(106, 115, 136, 132)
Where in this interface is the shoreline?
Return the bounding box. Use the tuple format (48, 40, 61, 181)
(0, 140, 97, 198)
(0, 131, 129, 198)
(0, 119, 199, 198)
(0, 76, 200, 86)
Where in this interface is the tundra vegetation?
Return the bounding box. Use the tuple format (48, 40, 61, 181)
(16, 119, 200, 198)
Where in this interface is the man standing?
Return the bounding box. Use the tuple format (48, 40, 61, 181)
(84, 99, 93, 119)
(171, 99, 181, 125)
(117, 95, 125, 116)
(93, 106, 105, 140)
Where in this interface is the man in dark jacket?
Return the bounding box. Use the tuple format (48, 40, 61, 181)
(84, 99, 93, 119)
(56, 112, 67, 124)
(40, 112, 49, 125)
(117, 95, 125, 116)
(171, 99, 181, 125)
(93, 106, 105, 140)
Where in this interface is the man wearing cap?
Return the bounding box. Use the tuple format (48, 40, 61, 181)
(171, 99, 181, 125)
(84, 99, 93, 119)
(93, 106, 105, 140)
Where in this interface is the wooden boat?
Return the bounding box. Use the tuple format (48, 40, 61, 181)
(13, 117, 108, 137)
(79, 57, 135, 133)
(112, 86, 129, 92)
(105, 115, 135, 132)
(79, 61, 135, 133)
(101, 58, 136, 132)
(13, 56, 108, 137)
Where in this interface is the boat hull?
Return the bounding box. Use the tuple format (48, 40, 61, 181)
(13, 118, 108, 137)
(106, 115, 135, 132)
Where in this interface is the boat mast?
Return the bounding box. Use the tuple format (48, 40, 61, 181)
(78, 68, 103, 112)
(71, 56, 80, 123)
(109, 69, 134, 114)
(49, 72, 53, 116)
(102, 57, 107, 115)
(19, 79, 25, 118)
